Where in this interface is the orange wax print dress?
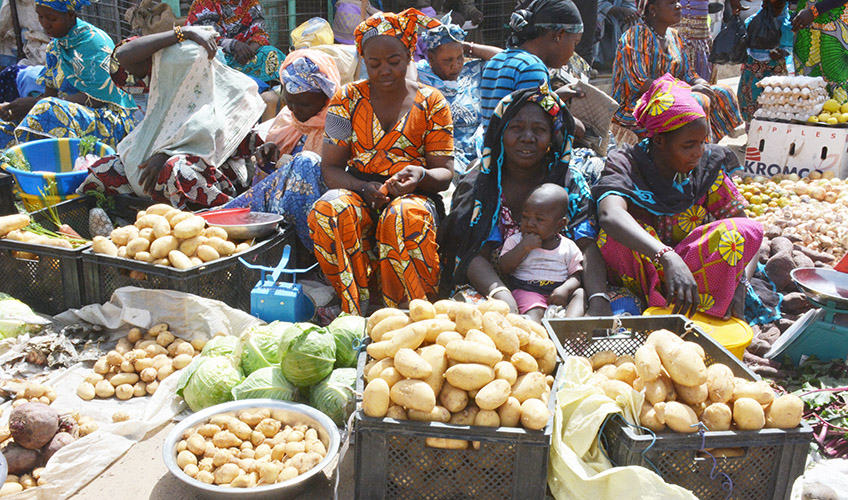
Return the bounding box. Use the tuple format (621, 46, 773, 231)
(308, 81, 454, 314)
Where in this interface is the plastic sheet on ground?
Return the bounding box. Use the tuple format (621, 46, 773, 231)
(791, 457, 848, 500)
(547, 357, 697, 500)
(0, 287, 262, 499)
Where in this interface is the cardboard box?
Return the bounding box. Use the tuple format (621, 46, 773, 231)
(745, 119, 848, 178)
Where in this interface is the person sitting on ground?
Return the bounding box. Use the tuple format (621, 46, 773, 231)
(184, 0, 285, 86)
(611, 0, 743, 144)
(223, 48, 342, 252)
(498, 183, 585, 321)
(439, 86, 612, 317)
(594, 74, 763, 319)
(0, 0, 138, 149)
(78, 26, 272, 209)
(308, 9, 454, 315)
(417, 13, 501, 174)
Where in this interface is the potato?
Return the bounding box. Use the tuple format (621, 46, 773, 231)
(206, 237, 235, 257)
(601, 379, 633, 402)
(365, 358, 394, 383)
(115, 383, 134, 400)
(465, 329, 497, 349)
(125, 237, 150, 259)
(394, 348, 433, 379)
(173, 217, 205, 239)
(524, 335, 556, 360)
(370, 314, 410, 342)
(475, 379, 512, 410)
(660, 344, 707, 387)
(684, 341, 706, 360)
(196, 244, 220, 262)
(390, 379, 436, 412)
(520, 398, 549, 430)
(134, 251, 153, 263)
(425, 437, 468, 450)
(385, 405, 407, 420)
(478, 299, 511, 316)
(449, 405, 479, 425)
(614, 355, 635, 367)
(173, 353, 193, 370)
(733, 398, 766, 430)
(407, 406, 451, 423)
(145, 204, 173, 216)
(474, 409, 500, 427)
(177, 450, 197, 469)
(733, 381, 775, 406)
(76, 382, 95, 400)
(510, 351, 539, 373)
(409, 299, 436, 322)
(95, 380, 115, 398)
(435, 331, 463, 347)
(701, 403, 732, 431)
(133, 382, 147, 397)
(590, 350, 617, 370)
(536, 347, 557, 376)
(597, 364, 617, 379)
(455, 303, 483, 334)
(497, 397, 521, 427)
(366, 340, 391, 360)
(675, 382, 708, 405)
(367, 308, 406, 336)
(437, 382, 468, 413)
(92, 236, 119, 256)
(639, 402, 665, 432)
(178, 236, 206, 257)
(0, 483, 24, 496)
(110, 372, 139, 387)
(110, 228, 130, 246)
(445, 363, 495, 391)
(481, 312, 519, 355)
(511, 372, 547, 403)
(378, 367, 403, 387)
(634, 344, 661, 382)
(613, 362, 638, 386)
(418, 344, 448, 396)
(663, 401, 699, 433)
(446, 340, 502, 366)
(494, 360, 518, 385)
(385, 323, 429, 356)
(765, 394, 803, 429)
(152, 217, 171, 239)
(706, 364, 735, 403)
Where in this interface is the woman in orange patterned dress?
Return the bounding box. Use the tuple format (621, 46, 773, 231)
(307, 9, 454, 314)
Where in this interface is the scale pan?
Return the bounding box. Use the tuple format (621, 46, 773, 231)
(791, 267, 848, 308)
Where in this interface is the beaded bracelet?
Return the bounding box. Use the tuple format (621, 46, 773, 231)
(652, 246, 674, 266)
(174, 25, 186, 43)
(809, 3, 819, 18)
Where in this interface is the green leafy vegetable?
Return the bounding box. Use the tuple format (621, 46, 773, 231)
(201, 335, 242, 359)
(0, 151, 31, 172)
(78, 136, 97, 158)
(309, 368, 356, 426)
(0, 297, 44, 338)
(240, 322, 289, 375)
(327, 314, 365, 369)
(279, 323, 336, 388)
(177, 356, 244, 411)
(231, 366, 297, 401)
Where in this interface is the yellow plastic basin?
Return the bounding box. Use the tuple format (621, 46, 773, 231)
(19, 191, 78, 212)
(643, 307, 754, 360)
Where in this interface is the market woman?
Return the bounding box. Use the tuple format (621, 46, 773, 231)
(0, 0, 137, 149)
(185, 0, 286, 85)
(611, 0, 742, 143)
(307, 9, 454, 314)
(223, 48, 342, 250)
(479, 0, 584, 126)
(439, 86, 612, 317)
(78, 26, 269, 209)
(594, 75, 763, 318)
(417, 14, 501, 174)
(792, 0, 848, 100)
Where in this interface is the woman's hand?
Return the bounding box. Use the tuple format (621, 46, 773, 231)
(724, 280, 747, 320)
(1, 97, 39, 122)
(555, 84, 585, 101)
(660, 251, 700, 316)
(769, 48, 787, 61)
(254, 142, 279, 168)
(231, 40, 256, 65)
(385, 165, 425, 197)
(138, 153, 171, 195)
(792, 8, 816, 31)
(361, 181, 390, 209)
(183, 26, 218, 59)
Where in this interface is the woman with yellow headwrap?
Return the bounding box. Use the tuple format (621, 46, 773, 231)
(594, 74, 762, 320)
(307, 9, 454, 314)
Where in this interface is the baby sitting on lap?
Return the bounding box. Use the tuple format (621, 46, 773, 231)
(498, 183, 585, 322)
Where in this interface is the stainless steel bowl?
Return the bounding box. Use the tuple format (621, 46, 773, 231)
(204, 211, 284, 240)
(0, 450, 6, 486)
(162, 399, 340, 500)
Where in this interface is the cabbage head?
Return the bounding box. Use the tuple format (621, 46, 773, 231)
(240, 322, 289, 375)
(310, 368, 357, 426)
(279, 323, 336, 388)
(201, 335, 242, 360)
(0, 296, 46, 339)
(231, 366, 297, 401)
(327, 314, 365, 368)
(176, 356, 243, 411)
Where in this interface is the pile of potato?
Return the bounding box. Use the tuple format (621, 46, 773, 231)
(1, 381, 58, 410)
(361, 299, 558, 448)
(584, 329, 804, 434)
(76, 323, 204, 401)
(174, 408, 328, 487)
(91, 204, 253, 270)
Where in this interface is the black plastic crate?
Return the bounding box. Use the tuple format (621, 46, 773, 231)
(354, 351, 561, 500)
(0, 173, 15, 216)
(543, 315, 813, 500)
(0, 195, 148, 315)
(81, 225, 291, 312)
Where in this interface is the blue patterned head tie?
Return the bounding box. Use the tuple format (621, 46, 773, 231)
(35, 0, 90, 12)
(281, 56, 338, 98)
(421, 12, 467, 51)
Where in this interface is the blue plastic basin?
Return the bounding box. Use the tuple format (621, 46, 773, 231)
(1, 138, 114, 195)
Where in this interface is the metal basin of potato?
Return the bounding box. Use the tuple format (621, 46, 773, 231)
(162, 399, 340, 500)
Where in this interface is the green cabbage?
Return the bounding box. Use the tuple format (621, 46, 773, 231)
(327, 314, 365, 368)
(279, 323, 336, 388)
(240, 322, 289, 375)
(176, 356, 243, 411)
(0, 296, 46, 339)
(201, 335, 242, 359)
(309, 368, 357, 426)
(231, 366, 297, 401)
